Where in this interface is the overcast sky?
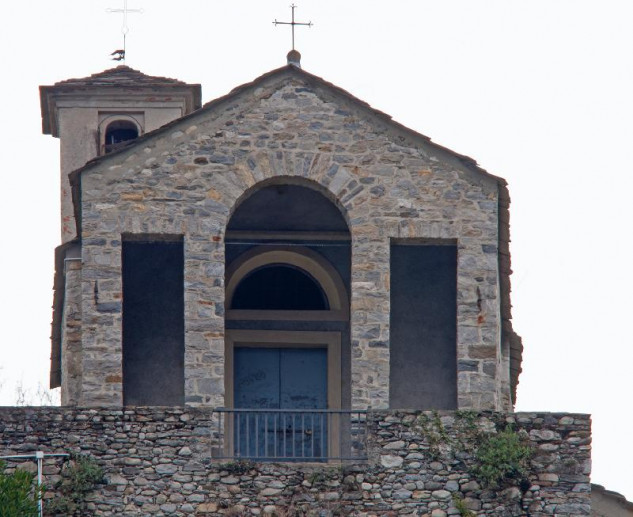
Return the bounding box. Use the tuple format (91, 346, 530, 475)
(0, 0, 631, 501)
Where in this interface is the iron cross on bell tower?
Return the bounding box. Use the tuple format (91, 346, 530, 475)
(107, 0, 144, 62)
(273, 4, 313, 51)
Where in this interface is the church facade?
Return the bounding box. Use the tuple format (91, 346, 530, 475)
(43, 57, 522, 415)
(0, 53, 600, 516)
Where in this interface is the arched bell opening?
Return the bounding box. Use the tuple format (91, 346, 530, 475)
(223, 182, 351, 461)
(99, 115, 142, 154)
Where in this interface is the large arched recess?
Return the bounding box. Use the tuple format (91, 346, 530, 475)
(224, 180, 352, 451)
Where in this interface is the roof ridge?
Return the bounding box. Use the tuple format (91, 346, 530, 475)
(53, 65, 189, 87)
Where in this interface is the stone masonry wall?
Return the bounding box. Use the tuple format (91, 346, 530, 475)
(61, 260, 82, 405)
(76, 71, 508, 410)
(0, 408, 591, 516)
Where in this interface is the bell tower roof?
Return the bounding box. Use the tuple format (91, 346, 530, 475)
(50, 65, 190, 87)
(40, 65, 202, 136)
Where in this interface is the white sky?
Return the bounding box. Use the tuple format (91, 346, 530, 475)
(0, 0, 631, 501)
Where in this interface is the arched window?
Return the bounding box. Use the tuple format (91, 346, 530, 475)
(225, 247, 348, 321)
(231, 264, 328, 311)
(104, 120, 139, 153)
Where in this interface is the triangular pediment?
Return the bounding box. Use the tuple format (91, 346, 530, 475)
(71, 64, 500, 186)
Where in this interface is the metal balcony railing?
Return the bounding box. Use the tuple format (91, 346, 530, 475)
(213, 408, 368, 462)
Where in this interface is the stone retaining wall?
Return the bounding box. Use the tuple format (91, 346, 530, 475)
(0, 408, 591, 516)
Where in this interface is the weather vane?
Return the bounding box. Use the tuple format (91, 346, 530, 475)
(273, 4, 312, 51)
(106, 0, 144, 63)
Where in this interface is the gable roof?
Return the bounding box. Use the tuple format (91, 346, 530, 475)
(69, 64, 497, 182)
(59, 63, 523, 404)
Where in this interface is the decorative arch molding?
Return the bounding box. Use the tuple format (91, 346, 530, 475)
(225, 246, 349, 322)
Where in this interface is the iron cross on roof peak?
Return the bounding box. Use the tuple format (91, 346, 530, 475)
(273, 4, 313, 51)
(106, 0, 144, 63)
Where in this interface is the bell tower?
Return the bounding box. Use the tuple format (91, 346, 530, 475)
(40, 65, 201, 242)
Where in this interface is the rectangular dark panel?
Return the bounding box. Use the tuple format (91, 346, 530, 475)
(122, 240, 184, 405)
(233, 347, 328, 460)
(234, 348, 281, 409)
(390, 244, 457, 409)
(280, 348, 327, 410)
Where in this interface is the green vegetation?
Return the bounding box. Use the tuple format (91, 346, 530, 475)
(0, 461, 42, 517)
(452, 493, 476, 517)
(307, 470, 329, 486)
(218, 459, 255, 475)
(46, 454, 104, 516)
(414, 411, 450, 459)
(470, 425, 532, 489)
(414, 412, 533, 491)
(306, 467, 345, 489)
